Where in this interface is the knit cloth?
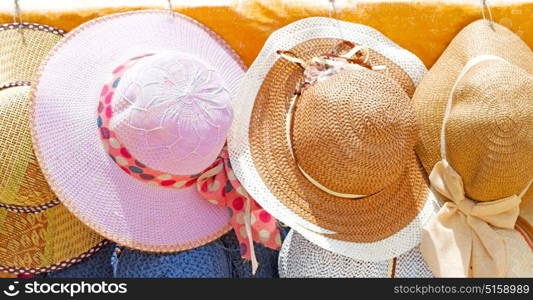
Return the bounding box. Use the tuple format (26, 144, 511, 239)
(38, 230, 284, 278)
(220, 228, 285, 278)
(114, 230, 283, 278)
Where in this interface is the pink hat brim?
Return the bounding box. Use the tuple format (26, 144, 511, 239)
(31, 10, 246, 252)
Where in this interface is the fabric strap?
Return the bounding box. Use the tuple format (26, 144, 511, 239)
(196, 146, 281, 274)
(421, 55, 533, 277)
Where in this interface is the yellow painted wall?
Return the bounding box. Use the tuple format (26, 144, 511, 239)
(0, 0, 531, 68)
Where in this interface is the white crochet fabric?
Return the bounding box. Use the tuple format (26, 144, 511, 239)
(279, 230, 434, 278)
(228, 17, 435, 261)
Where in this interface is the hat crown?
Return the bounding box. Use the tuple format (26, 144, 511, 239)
(445, 61, 533, 201)
(0, 86, 56, 207)
(292, 69, 418, 195)
(108, 52, 233, 175)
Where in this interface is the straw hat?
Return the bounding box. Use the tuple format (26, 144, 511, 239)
(279, 230, 433, 278)
(228, 17, 439, 261)
(0, 23, 105, 275)
(413, 20, 533, 205)
(414, 20, 533, 277)
(0, 23, 64, 88)
(30, 11, 246, 252)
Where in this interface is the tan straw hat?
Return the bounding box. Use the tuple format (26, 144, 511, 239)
(228, 17, 439, 261)
(0, 23, 105, 275)
(414, 20, 533, 277)
(0, 23, 64, 88)
(414, 20, 533, 204)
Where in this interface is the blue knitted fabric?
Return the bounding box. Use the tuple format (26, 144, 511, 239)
(43, 242, 115, 278)
(113, 238, 232, 278)
(114, 230, 285, 278)
(219, 231, 281, 278)
(40, 229, 288, 278)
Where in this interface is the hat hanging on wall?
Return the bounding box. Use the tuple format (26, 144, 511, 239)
(0, 22, 106, 276)
(228, 17, 439, 261)
(30, 10, 255, 253)
(413, 20, 533, 277)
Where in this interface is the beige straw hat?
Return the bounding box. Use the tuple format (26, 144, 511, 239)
(414, 20, 533, 205)
(414, 20, 533, 277)
(228, 17, 439, 261)
(0, 23, 105, 275)
(0, 23, 64, 88)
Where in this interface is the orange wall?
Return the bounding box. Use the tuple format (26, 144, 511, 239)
(0, 1, 531, 68)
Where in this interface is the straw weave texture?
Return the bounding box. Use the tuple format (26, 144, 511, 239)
(279, 230, 433, 278)
(0, 86, 55, 206)
(0, 24, 63, 86)
(413, 20, 533, 204)
(228, 17, 437, 261)
(0, 23, 105, 274)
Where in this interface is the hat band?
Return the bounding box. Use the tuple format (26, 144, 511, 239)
(0, 22, 65, 35)
(0, 81, 31, 90)
(0, 199, 60, 213)
(280, 48, 379, 199)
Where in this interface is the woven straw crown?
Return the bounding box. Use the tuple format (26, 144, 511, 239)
(229, 17, 436, 261)
(445, 61, 532, 202)
(0, 86, 55, 207)
(0, 24, 63, 207)
(0, 24, 63, 87)
(0, 23, 105, 275)
(414, 20, 533, 203)
(293, 68, 418, 195)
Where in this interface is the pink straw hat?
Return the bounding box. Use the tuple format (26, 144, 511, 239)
(30, 10, 246, 252)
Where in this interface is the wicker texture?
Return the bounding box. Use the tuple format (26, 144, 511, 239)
(30, 11, 247, 252)
(413, 20, 533, 204)
(0, 201, 105, 274)
(0, 86, 55, 207)
(43, 230, 282, 278)
(0, 23, 63, 86)
(228, 17, 437, 261)
(293, 69, 418, 196)
(115, 243, 231, 278)
(279, 230, 433, 278)
(253, 64, 427, 242)
(0, 23, 105, 275)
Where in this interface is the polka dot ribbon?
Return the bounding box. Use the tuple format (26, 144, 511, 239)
(196, 146, 281, 272)
(98, 55, 280, 273)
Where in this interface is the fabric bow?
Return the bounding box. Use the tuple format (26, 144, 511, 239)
(196, 145, 281, 273)
(420, 160, 521, 277)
